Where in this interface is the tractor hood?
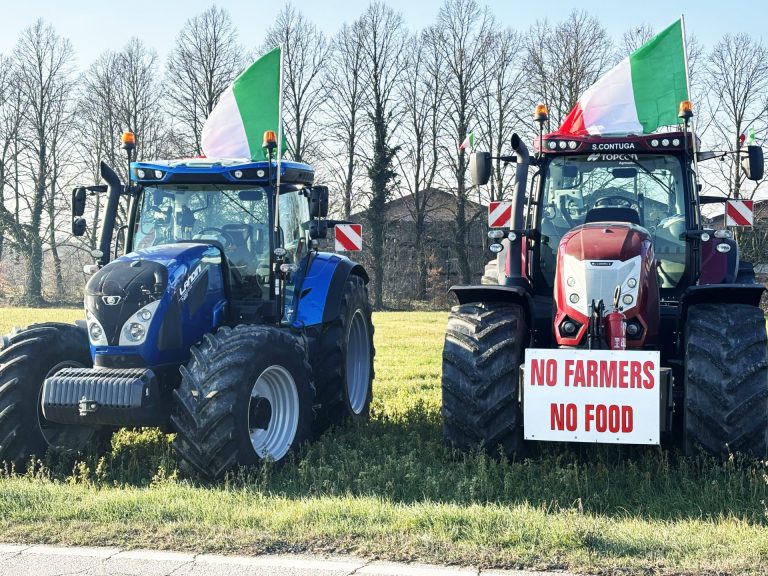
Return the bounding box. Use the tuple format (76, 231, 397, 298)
(554, 222, 659, 348)
(559, 222, 652, 262)
(84, 243, 227, 366)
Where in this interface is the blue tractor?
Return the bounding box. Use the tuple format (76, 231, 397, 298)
(0, 134, 374, 479)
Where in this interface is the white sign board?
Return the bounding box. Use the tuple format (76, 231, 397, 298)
(523, 349, 660, 444)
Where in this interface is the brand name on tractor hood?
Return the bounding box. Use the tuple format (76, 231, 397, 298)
(179, 265, 202, 301)
(590, 142, 636, 151)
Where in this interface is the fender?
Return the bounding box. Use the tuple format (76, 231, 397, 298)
(294, 252, 368, 327)
(449, 284, 533, 327)
(680, 283, 765, 327)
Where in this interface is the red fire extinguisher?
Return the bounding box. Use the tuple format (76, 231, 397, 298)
(605, 286, 626, 350)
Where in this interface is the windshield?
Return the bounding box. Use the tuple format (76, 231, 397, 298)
(539, 154, 687, 288)
(134, 185, 271, 279)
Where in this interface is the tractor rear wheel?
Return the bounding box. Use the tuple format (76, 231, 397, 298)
(313, 274, 375, 432)
(441, 302, 527, 458)
(171, 325, 315, 479)
(0, 323, 98, 465)
(684, 303, 768, 458)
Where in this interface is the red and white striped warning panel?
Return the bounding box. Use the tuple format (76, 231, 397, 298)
(335, 223, 363, 251)
(488, 201, 512, 228)
(725, 199, 754, 227)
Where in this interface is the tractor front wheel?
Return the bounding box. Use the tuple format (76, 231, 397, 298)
(171, 325, 315, 479)
(441, 302, 527, 458)
(0, 323, 98, 465)
(684, 303, 768, 458)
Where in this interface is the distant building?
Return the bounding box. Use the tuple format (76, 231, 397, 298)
(350, 189, 489, 308)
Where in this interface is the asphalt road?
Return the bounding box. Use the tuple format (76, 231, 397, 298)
(0, 544, 573, 576)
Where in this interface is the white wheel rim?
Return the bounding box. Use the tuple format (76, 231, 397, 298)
(248, 365, 299, 461)
(346, 310, 371, 414)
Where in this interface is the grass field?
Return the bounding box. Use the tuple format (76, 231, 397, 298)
(0, 308, 767, 575)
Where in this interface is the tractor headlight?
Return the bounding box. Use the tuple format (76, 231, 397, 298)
(126, 323, 146, 342)
(119, 300, 161, 346)
(627, 277, 637, 288)
(89, 323, 103, 341)
(85, 308, 108, 346)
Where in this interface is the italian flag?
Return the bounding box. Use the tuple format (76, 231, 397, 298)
(201, 46, 281, 160)
(558, 19, 689, 136)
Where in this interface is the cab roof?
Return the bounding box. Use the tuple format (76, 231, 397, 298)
(130, 158, 314, 186)
(536, 131, 697, 155)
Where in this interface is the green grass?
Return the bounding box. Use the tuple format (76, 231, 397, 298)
(1, 309, 767, 574)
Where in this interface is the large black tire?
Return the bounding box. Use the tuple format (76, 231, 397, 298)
(684, 303, 768, 458)
(0, 323, 98, 465)
(312, 274, 375, 431)
(171, 325, 315, 479)
(441, 302, 527, 458)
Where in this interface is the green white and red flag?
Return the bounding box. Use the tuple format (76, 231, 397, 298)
(557, 19, 689, 136)
(201, 47, 282, 160)
(459, 132, 475, 151)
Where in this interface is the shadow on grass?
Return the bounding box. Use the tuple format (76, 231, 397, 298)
(13, 401, 768, 527)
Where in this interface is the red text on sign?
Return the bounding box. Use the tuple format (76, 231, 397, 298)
(584, 404, 633, 433)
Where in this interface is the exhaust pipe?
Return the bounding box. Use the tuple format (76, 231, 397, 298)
(98, 161, 123, 267)
(504, 134, 529, 287)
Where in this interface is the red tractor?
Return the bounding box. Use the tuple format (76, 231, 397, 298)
(442, 103, 767, 458)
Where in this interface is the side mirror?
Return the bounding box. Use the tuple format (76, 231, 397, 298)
(308, 186, 329, 218)
(72, 217, 87, 237)
(743, 145, 764, 181)
(72, 187, 86, 217)
(309, 220, 328, 239)
(469, 152, 492, 186)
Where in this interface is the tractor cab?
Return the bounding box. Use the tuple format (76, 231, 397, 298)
(129, 158, 314, 313)
(532, 132, 692, 294)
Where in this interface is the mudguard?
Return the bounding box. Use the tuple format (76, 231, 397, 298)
(294, 252, 368, 327)
(680, 283, 765, 326)
(449, 284, 534, 328)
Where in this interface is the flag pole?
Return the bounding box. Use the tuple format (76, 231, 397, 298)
(680, 14, 701, 191)
(274, 44, 285, 244)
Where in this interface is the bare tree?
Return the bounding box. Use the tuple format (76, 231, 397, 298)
(166, 6, 243, 156)
(77, 38, 175, 259)
(262, 4, 329, 163)
(323, 20, 368, 219)
(619, 23, 655, 57)
(358, 2, 407, 308)
(475, 28, 526, 203)
(702, 34, 768, 200)
(435, 0, 493, 284)
(394, 28, 448, 299)
(526, 10, 612, 127)
(0, 20, 75, 304)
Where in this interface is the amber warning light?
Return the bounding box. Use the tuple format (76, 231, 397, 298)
(263, 130, 277, 149)
(120, 131, 136, 151)
(535, 103, 549, 123)
(678, 100, 693, 120)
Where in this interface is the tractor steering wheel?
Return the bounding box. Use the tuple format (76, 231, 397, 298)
(593, 191, 638, 210)
(195, 227, 237, 249)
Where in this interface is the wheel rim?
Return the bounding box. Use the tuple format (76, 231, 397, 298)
(248, 365, 299, 461)
(37, 361, 96, 452)
(346, 309, 371, 414)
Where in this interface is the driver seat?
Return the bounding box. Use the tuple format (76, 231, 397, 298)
(584, 207, 640, 225)
(222, 223, 253, 270)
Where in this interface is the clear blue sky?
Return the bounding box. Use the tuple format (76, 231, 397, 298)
(0, 0, 765, 69)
